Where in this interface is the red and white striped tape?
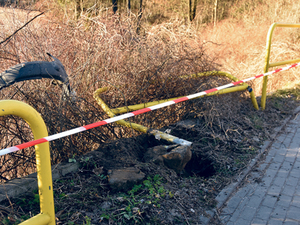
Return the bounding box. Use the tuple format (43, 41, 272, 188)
(1, 62, 299, 156)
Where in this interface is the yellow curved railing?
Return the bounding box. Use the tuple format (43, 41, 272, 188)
(0, 100, 55, 225)
(261, 23, 300, 110)
(94, 71, 259, 145)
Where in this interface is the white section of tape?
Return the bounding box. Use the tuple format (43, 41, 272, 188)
(0, 146, 20, 156)
(149, 101, 176, 111)
(45, 127, 87, 142)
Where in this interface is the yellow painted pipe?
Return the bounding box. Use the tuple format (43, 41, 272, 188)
(147, 129, 192, 146)
(249, 89, 259, 110)
(93, 88, 149, 133)
(185, 71, 259, 110)
(269, 58, 300, 68)
(102, 71, 259, 113)
(111, 84, 256, 115)
(93, 89, 192, 146)
(0, 100, 55, 225)
(184, 71, 243, 82)
(94, 70, 260, 144)
(18, 213, 50, 225)
(261, 23, 300, 110)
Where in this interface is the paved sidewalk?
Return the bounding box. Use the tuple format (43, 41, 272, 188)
(217, 110, 300, 225)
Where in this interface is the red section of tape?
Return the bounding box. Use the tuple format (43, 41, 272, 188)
(232, 81, 244, 85)
(173, 97, 189, 104)
(132, 108, 152, 116)
(16, 138, 48, 150)
(205, 88, 218, 94)
(83, 121, 108, 130)
(274, 68, 282, 73)
(290, 63, 298, 68)
(255, 74, 264, 79)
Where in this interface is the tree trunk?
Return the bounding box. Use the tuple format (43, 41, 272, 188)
(136, 0, 143, 34)
(214, 0, 218, 26)
(127, 0, 131, 14)
(189, 0, 198, 21)
(112, 0, 118, 14)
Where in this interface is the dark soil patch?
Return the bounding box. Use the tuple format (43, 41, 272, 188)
(1, 87, 300, 224)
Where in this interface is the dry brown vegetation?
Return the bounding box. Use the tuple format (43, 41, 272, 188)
(200, 0, 300, 95)
(1, 0, 300, 224)
(0, 2, 220, 181)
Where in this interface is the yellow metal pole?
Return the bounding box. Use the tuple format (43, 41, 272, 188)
(261, 23, 276, 110)
(249, 89, 259, 110)
(111, 85, 252, 114)
(269, 58, 300, 68)
(93, 89, 192, 146)
(94, 71, 260, 145)
(93, 88, 149, 133)
(18, 214, 51, 225)
(261, 23, 300, 110)
(0, 100, 55, 225)
(106, 71, 259, 113)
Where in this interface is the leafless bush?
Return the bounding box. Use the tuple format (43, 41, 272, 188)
(0, 8, 248, 183)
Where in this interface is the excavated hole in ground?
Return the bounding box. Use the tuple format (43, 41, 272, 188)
(89, 130, 218, 181)
(184, 151, 216, 178)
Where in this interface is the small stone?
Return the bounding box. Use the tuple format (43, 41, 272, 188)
(176, 120, 195, 129)
(253, 136, 260, 142)
(92, 167, 104, 176)
(170, 209, 181, 217)
(100, 201, 112, 210)
(132, 207, 139, 213)
(116, 197, 124, 202)
(108, 167, 145, 191)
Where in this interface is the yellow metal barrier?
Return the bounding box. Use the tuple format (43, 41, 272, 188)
(261, 23, 300, 110)
(93, 89, 192, 146)
(0, 100, 55, 225)
(189, 71, 259, 110)
(97, 71, 258, 114)
(94, 71, 259, 143)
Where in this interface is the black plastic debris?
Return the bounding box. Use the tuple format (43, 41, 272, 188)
(0, 53, 71, 96)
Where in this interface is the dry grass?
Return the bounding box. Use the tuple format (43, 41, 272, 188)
(199, 0, 300, 95)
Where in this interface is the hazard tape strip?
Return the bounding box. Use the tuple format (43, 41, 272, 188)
(1, 63, 299, 156)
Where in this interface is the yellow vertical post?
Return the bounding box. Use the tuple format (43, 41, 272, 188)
(261, 23, 276, 110)
(0, 100, 55, 225)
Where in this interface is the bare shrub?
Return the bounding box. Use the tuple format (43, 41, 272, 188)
(0, 8, 232, 182)
(2, 0, 300, 182)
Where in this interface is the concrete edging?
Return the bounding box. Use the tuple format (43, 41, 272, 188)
(0, 162, 80, 202)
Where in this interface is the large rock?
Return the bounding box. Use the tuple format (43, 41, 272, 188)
(143, 145, 168, 165)
(162, 145, 192, 173)
(108, 167, 145, 191)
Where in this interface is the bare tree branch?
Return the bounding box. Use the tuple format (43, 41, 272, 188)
(0, 11, 45, 47)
